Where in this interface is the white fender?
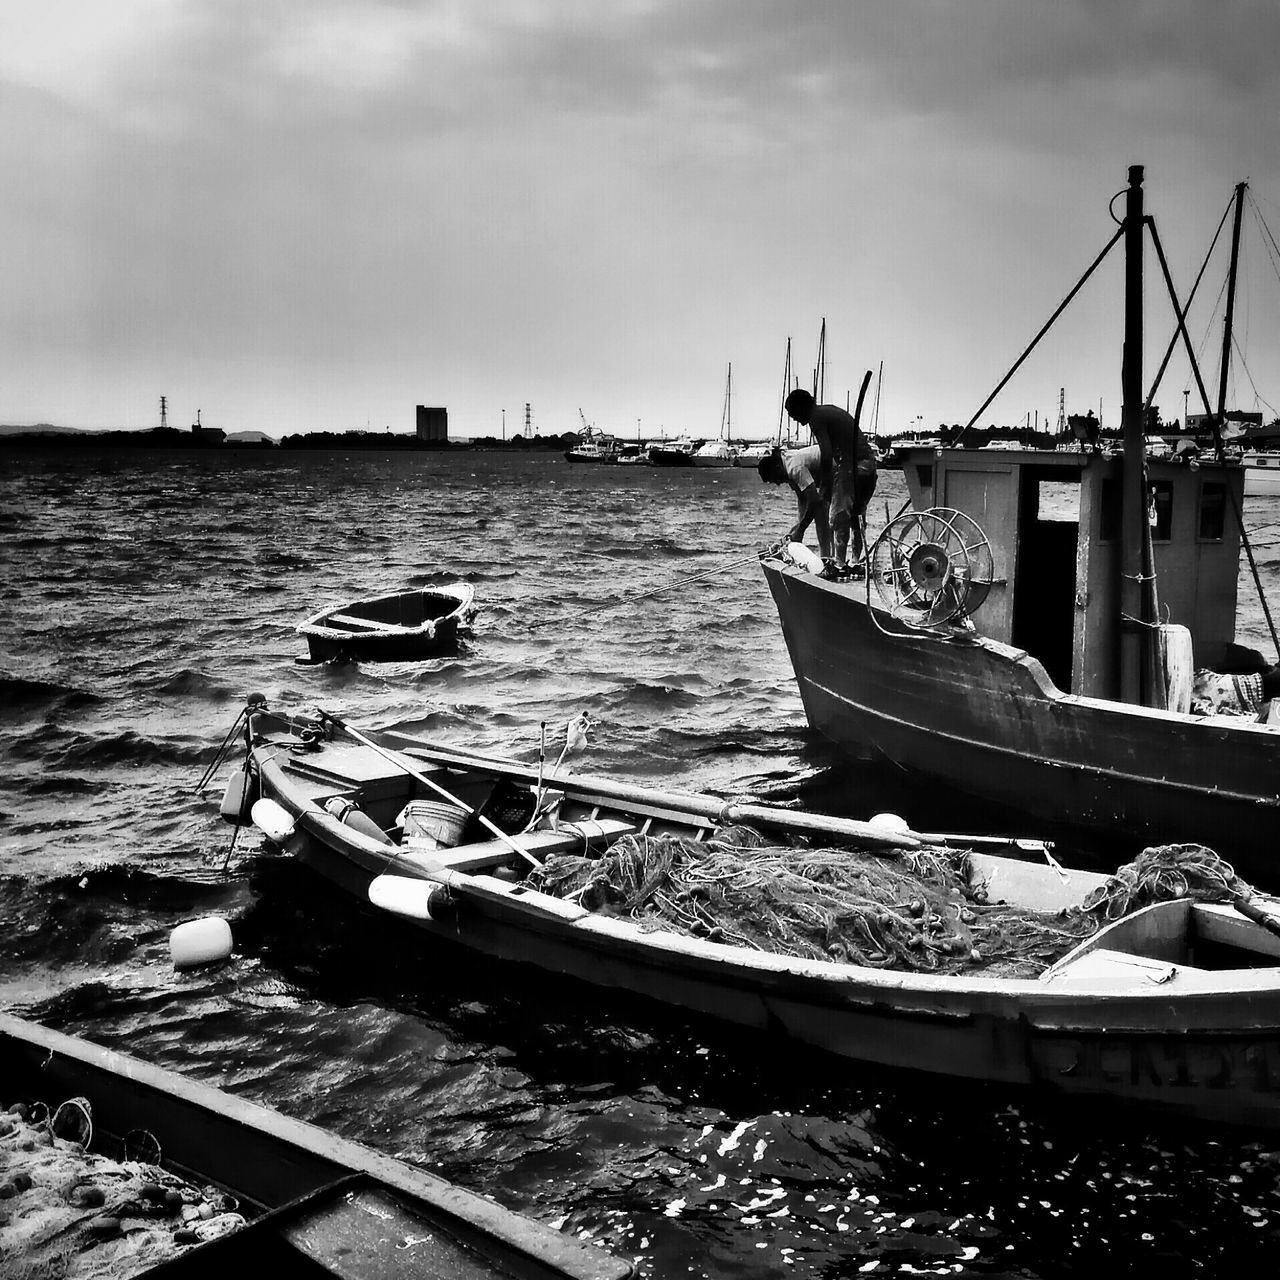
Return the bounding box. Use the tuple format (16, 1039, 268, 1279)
(786, 542, 826, 574)
(368, 875, 446, 921)
(251, 798, 297, 843)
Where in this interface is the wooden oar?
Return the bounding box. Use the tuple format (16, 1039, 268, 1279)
(1234, 893, 1280, 942)
(383, 730, 923, 852)
(319, 711, 545, 869)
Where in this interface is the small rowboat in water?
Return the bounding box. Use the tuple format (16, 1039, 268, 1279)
(295, 583, 476, 664)
(0, 1012, 631, 1279)
(218, 699, 1280, 1132)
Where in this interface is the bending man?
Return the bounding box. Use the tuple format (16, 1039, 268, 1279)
(784, 371, 878, 562)
(757, 444, 832, 558)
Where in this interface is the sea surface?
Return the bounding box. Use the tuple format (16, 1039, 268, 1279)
(4, 446, 1280, 1278)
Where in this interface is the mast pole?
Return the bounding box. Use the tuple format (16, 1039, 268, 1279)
(1119, 164, 1146, 705)
(1214, 181, 1248, 434)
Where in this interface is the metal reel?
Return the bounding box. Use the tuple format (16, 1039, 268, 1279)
(869, 508, 995, 627)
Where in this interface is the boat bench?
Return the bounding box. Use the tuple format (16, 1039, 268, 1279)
(398, 818, 637, 874)
(1039, 947, 1209, 989)
(323, 613, 402, 632)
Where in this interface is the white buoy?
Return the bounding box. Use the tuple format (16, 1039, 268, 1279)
(170, 917, 233, 970)
(251, 798, 297, 843)
(786, 542, 826, 574)
(869, 812, 911, 835)
(368, 875, 446, 921)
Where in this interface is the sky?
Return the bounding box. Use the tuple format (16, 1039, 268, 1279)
(6, 1, 1280, 442)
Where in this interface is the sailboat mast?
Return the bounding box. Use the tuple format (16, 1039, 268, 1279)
(1214, 181, 1248, 433)
(1119, 163, 1146, 705)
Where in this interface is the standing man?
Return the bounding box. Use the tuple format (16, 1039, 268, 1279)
(785, 371, 878, 562)
(757, 444, 832, 559)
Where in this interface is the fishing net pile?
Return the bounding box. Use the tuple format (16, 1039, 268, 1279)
(529, 831, 1264, 979)
(528, 826, 1098, 978)
(0, 1097, 245, 1280)
(1079, 842, 1256, 919)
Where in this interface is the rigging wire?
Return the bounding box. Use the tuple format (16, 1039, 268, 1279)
(525, 545, 783, 632)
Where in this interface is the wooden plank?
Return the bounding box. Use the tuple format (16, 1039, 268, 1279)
(323, 613, 403, 632)
(1194, 902, 1280, 959)
(399, 818, 636, 873)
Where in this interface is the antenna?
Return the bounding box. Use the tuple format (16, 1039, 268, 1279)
(1057, 387, 1066, 434)
(159, 396, 167, 430)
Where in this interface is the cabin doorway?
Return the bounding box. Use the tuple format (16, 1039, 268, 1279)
(1012, 471, 1080, 692)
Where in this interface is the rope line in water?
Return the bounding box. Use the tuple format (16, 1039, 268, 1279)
(525, 543, 783, 630)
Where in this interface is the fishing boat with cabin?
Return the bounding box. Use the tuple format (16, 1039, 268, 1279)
(212, 695, 1280, 1131)
(762, 167, 1280, 879)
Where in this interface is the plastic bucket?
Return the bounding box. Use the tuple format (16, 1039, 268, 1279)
(399, 800, 470, 849)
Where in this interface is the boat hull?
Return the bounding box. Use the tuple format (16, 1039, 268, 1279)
(762, 558, 1280, 879)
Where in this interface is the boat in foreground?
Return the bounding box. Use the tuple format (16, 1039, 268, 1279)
(764, 167, 1280, 879)
(218, 699, 1280, 1131)
(296, 583, 476, 664)
(0, 1012, 631, 1279)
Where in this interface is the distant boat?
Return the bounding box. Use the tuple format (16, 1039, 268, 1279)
(733, 337, 800, 467)
(647, 437, 700, 466)
(1243, 451, 1280, 496)
(734, 440, 774, 467)
(296, 584, 476, 664)
(691, 363, 739, 467)
(564, 426, 622, 463)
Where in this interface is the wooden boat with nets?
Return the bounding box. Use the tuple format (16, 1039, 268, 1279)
(295, 583, 475, 664)
(0, 1012, 631, 1279)
(214, 697, 1280, 1131)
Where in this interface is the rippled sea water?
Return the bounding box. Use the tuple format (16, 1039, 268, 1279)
(4, 445, 1280, 1279)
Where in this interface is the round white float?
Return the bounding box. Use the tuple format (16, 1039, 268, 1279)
(169, 917, 233, 970)
(868, 812, 911, 835)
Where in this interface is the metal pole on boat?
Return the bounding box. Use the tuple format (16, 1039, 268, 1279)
(1119, 164, 1146, 705)
(1214, 182, 1248, 435)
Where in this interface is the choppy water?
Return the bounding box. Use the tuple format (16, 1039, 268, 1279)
(4, 445, 1280, 1278)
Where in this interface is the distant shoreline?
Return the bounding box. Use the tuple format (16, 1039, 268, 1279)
(0, 428, 577, 453)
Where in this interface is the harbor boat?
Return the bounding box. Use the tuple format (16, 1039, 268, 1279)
(691, 363, 739, 467)
(564, 425, 622, 464)
(1243, 450, 1280, 497)
(762, 167, 1280, 880)
(734, 337, 803, 467)
(295, 583, 476, 664)
(0, 1012, 631, 1279)
(216, 697, 1280, 1130)
(646, 437, 700, 466)
(733, 440, 774, 467)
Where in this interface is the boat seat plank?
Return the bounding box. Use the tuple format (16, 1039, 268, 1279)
(1039, 947, 1205, 988)
(399, 818, 637, 873)
(1193, 902, 1280, 960)
(323, 613, 404, 632)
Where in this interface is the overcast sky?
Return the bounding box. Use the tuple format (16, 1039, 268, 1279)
(5, 1, 1280, 440)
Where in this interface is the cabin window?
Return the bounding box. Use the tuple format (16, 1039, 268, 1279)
(1199, 482, 1227, 540)
(1149, 480, 1173, 541)
(1034, 481, 1080, 522)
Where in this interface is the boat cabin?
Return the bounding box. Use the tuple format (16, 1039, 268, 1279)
(897, 445, 1245, 701)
